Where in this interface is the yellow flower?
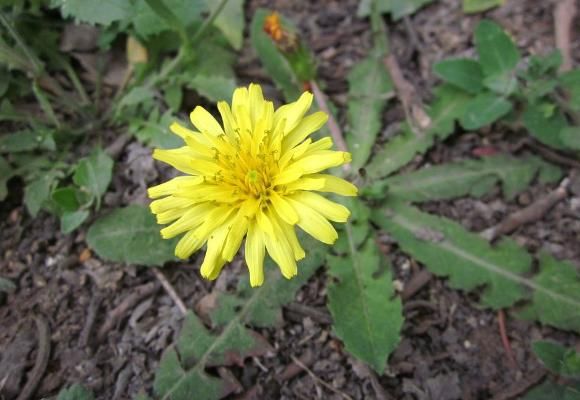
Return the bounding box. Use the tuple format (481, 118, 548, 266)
(148, 84, 357, 286)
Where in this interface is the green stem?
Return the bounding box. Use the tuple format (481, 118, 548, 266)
(0, 11, 42, 75)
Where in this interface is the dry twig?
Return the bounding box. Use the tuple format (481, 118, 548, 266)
(16, 316, 50, 400)
(97, 282, 159, 343)
(309, 80, 350, 160)
(79, 294, 102, 348)
(290, 355, 354, 400)
(482, 178, 570, 241)
(152, 267, 187, 316)
(554, 0, 577, 72)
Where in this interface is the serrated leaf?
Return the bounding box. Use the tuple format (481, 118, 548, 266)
(463, 0, 504, 13)
(518, 253, 580, 333)
(207, 0, 244, 50)
(0, 155, 13, 201)
(152, 238, 325, 400)
(522, 381, 580, 400)
(560, 127, 580, 150)
(61, 209, 90, 234)
(363, 154, 562, 201)
(327, 200, 402, 372)
(188, 75, 237, 103)
(87, 205, 177, 267)
(365, 85, 471, 180)
(73, 148, 113, 208)
(132, 0, 206, 38)
(523, 104, 568, 150)
(374, 201, 532, 309)
(533, 341, 580, 377)
(250, 9, 302, 101)
(346, 47, 392, 169)
(460, 93, 512, 130)
(475, 20, 520, 77)
(433, 59, 483, 94)
(51, 0, 131, 25)
(57, 384, 95, 400)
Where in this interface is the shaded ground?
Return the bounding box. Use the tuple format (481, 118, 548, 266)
(1, 0, 579, 399)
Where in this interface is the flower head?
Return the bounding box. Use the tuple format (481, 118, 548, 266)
(148, 84, 356, 286)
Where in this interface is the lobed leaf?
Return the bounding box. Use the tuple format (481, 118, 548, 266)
(152, 238, 325, 400)
(517, 253, 580, 333)
(87, 205, 177, 267)
(365, 84, 471, 180)
(363, 154, 562, 201)
(346, 46, 392, 169)
(326, 199, 403, 372)
(533, 341, 580, 377)
(374, 201, 532, 309)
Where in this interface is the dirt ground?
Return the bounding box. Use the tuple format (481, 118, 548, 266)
(1, 0, 579, 399)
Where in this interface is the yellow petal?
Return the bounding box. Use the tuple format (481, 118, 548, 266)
(147, 176, 203, 199)
(190, 106, 224, 135)
(263, 220, 297, 279)
(287, 198, 338, 244)
(150, 196, 196, 214)
(194, 207, 235, 241)
(286, 150, 351, 176)
(232, 86, 249, 111)
(248, 83, 266, 125)
(153, 147, 199, 175)
(290, 192, 350, 222)
(284, 177, 325, 192)
(273, 91, 313, 133)
(160, 203, 213, 239)
(310, 174, 358, 196)
(282, 111, 328, 151)
(278, 219, 305, 260)
(175, 230, 205, 259)
(245, 222, 265, 287)
(200, 227, 229, 279)
(222, 212, 249, 261)
(269, 191, 299, 225)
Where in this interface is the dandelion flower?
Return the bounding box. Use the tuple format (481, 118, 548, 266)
(148, 84, 357, 286)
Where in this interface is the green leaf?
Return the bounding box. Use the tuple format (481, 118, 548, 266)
(533, 341, 580, 377)
(327, 200, 402, 372)
(87, 205, 177, 267)
(518, 253, 580, 333)
(523, 104, 568, 150)
(460, 93, 512, 130)
(0, 155, 13, 201)
(433, 59, 483, 94)
(152, 238, 325, 399)
(483, 73, 518, 96)
(130, 109, 184, 149)
(522, 381, 580, 400)
(119, 86, 155, 109)
(560, 127, 580, 150)
(164, 84, 183, 112)
(61, 210, 90, 234)
(51, 0, 131, 25)
(364, 154, 562, 201)
(188, 75, 236, 103)
(560, 69, 580, 111)
(57, 384, 95, 400)
(207, 0, 244, 50)
(250, 9, 302, 101)
(0, 129, 56, 153)
(365, 85, 471, 180)
(132, 0, 206, 38)
(375, 201, 533, 309)
(357, 0, 434, 19)
(346, 46, 392, 169)
(475, 20, 520, 77)
(51, 186, 84, 213)
(24, 173, 58, 217)
(73, 148, 114, 208)
(463, 0, 504, 13)
(0, 277, 16, 293)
